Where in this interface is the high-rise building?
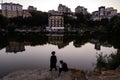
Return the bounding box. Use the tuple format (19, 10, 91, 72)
(105, 7, 117, 19)
(99, 6, 105, 15)
(91, 11, 99, 21)
(92, 6, 117, 21)
(75, 6, 88, 15)
(1, 2, 23, 18)
(58, 4, 71, 13)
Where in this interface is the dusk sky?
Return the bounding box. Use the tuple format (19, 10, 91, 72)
(1, 0, 120, 13)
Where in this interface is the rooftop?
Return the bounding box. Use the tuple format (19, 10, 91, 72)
(1, 2, 23, 7)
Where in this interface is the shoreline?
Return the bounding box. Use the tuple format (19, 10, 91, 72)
(0, 68, 120, 80)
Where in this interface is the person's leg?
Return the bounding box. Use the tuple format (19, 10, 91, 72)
(55, 66, 57, 71)
(49, 66, 53, 71)
(58, 68, 62, 76)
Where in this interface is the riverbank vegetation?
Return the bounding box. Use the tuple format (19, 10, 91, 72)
(0, 11, 120, 35)
(96, 51, 120, 72)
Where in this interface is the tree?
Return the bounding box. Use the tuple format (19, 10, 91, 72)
(0, 15, 8, 27)
(96, 53, 108, 72)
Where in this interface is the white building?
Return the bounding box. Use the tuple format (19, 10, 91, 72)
(92, 11, 99, 21)
(99, 6, 106, 20)
(48, 14, 64, 31)
(75, 6, 88, 15)
(92, 6, 117, 21)
(58, 4, 71, 13)
(46, 13, 64, 31)
(105, 7, 117, 19)
(1, 3, 23, 18)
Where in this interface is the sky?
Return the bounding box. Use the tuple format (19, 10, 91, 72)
(1, 0, 120, 13)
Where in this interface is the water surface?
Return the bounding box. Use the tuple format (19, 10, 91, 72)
(0, 33, 117, 76)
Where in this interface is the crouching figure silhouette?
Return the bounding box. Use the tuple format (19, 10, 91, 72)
(58, 60, 68, 76)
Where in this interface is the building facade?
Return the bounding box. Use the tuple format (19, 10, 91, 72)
(48, 10, 62, 15)
(92, 6, 117, 21)
(75, 6, 88, 15)
(48, 14, 64, 31)
(1, 3, 23, 18)
(105, 7, 117, 19)
(58, 4, 71, 13)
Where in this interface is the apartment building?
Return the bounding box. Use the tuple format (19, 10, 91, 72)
(1, 3, 23, 18)
(92, 6, 117, 21)
(58, 4, 71, 13)
(46, 12, 64, 31)
(75, 6, 88, 15)
(48, 14, 64, 31)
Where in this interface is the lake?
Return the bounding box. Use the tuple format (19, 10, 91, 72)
(0, 33, 118, 77)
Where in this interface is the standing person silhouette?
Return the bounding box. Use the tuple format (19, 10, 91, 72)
(50, 51, 57, 71)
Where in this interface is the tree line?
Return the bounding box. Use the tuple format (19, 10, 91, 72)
(0, 11, 48, 29)
(0, 11, 120, 34)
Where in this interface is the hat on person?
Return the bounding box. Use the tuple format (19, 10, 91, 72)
(60, 60, 63, 63)
(51, 51, 55, 54)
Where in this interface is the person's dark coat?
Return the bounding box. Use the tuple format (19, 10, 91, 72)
(50, 55, 57, 68)
(62, 62, 68, 72)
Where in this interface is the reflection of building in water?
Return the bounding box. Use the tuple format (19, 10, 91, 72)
(101, 42, 112, 47)
(95, 42, 101, 50)
(48, 34, 63, 45)
(47, 14, 64, 31)
(73, 41, 85, 48)
(48, 34, 66, 49)
(90, 39, 101, 50)
(6, 41, 25, 53)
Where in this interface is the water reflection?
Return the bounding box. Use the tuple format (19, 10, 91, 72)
(0, 33, 119, 53)
(6, 41, 25, 53)
(48, 34, 69, 49)
(0, 33, 119, 77)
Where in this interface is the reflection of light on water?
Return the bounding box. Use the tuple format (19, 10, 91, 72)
(0, 42, 117, 75)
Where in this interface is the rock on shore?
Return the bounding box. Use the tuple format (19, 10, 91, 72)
(0, 68, 120, 80)
(0, 68, 87, 80)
